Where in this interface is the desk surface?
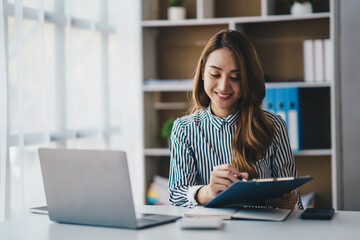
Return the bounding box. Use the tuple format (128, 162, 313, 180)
(1, 205, 360, 240)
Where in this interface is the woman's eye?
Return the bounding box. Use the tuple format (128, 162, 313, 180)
(210, 74, 220, 78)
(230, 74, 241, 81)
(230, 76, 241, 81)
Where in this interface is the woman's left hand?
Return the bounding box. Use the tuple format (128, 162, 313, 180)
(264, 190, 297, 209)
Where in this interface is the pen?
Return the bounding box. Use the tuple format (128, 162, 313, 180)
(237, 176, 247, 182)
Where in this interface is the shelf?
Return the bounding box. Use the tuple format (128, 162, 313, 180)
(144, 148, 332, 157)
(142, 12, 330, 28)
(293, 149, 332, 156)
(266, 82, 331, 88)
(144, 148, 171, 157)
(154, 102, 188, 110)
(143, 79, 330, 92)
(143, 79, 193, 92)
(142, 18, 230, 27)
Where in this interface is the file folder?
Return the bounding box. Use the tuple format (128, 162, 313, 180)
(303, 39, 315, 82)
(286, 87, 301, 152)
(324, 39, 334, 82)
(275, 88, 287, 125)
(264, 88, 276, 114)
(314, 39, 324, 82)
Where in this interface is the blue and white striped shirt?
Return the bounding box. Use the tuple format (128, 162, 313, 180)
(169, 106, 302, 209)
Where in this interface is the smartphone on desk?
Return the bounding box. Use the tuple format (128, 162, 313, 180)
(300, 208, 335, 220)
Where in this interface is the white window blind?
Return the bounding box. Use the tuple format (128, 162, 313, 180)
(0, 0, 143, 221)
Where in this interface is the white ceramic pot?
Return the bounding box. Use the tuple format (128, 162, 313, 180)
(291, 2, 313, 16)
(167, 7, 186, 20)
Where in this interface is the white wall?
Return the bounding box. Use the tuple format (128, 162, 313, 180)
(339, 0, 360, 211)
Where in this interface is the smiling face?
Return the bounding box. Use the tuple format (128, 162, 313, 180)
(203, 47, 242, 118)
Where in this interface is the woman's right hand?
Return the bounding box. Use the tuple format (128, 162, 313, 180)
(196, 164, 249, 205)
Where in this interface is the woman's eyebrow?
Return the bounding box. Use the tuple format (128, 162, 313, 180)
(209, 65, 240, 72)
(209, 65, 222, 70)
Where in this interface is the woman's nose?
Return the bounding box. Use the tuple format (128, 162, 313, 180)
(218, 77, 230, 91)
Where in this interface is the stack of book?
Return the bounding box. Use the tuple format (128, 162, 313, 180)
(303, 39, 334, 83)
(146, 175, 170, 205)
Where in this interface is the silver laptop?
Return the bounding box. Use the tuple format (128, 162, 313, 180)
(38, 148, 180, 229)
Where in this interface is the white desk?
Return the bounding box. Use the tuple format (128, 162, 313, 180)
(1, 205, 359, 240)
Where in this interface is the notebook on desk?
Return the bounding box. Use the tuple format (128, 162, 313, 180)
(184, 206, 292, 221)
(38, 148, 180, 229)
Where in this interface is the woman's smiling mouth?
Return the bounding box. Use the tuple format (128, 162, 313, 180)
(216, 92, 232, 100)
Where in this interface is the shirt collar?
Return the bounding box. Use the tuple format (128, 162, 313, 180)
(206, 106, 239, 130)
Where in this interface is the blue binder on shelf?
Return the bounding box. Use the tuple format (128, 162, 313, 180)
(286, 87, 302, 152)
(264, 88, 276, 114)
(275, 88, 288, 125)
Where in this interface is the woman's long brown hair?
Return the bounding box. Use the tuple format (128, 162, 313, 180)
(190, 30, 275, 179)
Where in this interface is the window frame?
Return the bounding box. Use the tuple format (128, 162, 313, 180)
(4, 0, 119, 147)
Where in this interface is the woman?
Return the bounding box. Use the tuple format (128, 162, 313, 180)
(168, 30, 301, 209)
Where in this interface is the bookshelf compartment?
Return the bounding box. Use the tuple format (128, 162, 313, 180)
(142, 0, 197, 20)
(237, 18, 330, 82)
(143, 25, 229, 81)
(145, 156, 170, 204)
(295, 155, 332, 208)
(213, 0, 261, 18)
(264, 87, 331, 151)
(299, 87, 331, 150)
(158, 0, 197, 20)
(144, 91, 190, 149)
(156, 25, 228, 79)
(267, 0, 330, 16)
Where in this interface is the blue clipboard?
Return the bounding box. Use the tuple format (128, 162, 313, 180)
(204, 176, 313, 208)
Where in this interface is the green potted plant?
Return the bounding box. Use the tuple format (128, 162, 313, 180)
(161, 118, 175, 146)
(168, 0, 186, 20)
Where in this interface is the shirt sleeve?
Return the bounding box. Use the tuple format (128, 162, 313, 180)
(272, 115, 304, 210)
(168, 118, 202, 208)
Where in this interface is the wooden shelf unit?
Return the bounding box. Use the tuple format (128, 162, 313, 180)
(141, 0, 336, 208)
